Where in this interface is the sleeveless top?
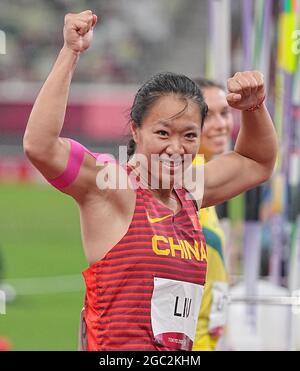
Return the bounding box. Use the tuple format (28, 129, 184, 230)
(46, 138, 208, 351)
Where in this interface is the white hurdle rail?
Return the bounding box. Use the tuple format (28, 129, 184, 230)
(228, 294, 300, 308)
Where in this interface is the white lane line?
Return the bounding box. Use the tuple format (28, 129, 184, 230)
(2, 274, 85, 295)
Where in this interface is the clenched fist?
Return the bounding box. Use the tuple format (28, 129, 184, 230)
(63, 10, 98, 53)
(227, 71, 266, 111)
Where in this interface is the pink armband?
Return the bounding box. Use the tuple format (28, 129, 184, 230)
(47, 139, 85, 190)
(47, 139, 116, 191)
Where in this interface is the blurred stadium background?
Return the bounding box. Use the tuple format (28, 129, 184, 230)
(0, 0, 300, 350)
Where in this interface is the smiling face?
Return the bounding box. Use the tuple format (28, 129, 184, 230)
(199, 87, 233, 160)
(131, 94, 202, 188)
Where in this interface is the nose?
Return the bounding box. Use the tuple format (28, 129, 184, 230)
(213, 113, 231, 132)
(165, 138, 185, 156)
(214, 114, 227, 129)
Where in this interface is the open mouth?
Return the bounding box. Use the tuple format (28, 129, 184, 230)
(208, 134, 227, 139)
(159, 156, 184, 170)
(208, 135, 227, 144)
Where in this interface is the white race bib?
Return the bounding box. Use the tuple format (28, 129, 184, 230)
(151, 277, 203, 350)
(208, 282, 229, 334)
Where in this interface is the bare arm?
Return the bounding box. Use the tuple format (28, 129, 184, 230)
(23, 11, 98, 198)
(202, 71, 277, 207)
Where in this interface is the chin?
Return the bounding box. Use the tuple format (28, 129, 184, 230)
(211, 145, 226, 156)
(159, 170, 183, 189)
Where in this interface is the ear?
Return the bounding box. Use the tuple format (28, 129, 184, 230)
(130, 122, 139, 144)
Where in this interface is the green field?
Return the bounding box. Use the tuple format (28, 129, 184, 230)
(0, 183, 87, 350)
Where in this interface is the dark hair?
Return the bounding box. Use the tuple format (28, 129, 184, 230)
(127, 72, 208, 158)
(193, 77, 225, 91)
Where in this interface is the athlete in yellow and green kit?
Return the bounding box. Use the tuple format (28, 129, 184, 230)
(193, 79, 233, 351)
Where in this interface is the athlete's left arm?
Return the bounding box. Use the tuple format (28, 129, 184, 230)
(202, 71, 277, 208)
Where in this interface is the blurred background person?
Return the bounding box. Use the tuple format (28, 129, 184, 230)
(193, 78, 233, 351)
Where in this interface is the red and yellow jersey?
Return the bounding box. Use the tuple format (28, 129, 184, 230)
(82, 179, 207, 351)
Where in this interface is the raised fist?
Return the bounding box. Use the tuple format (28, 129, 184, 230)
(63, 10, 97, 53)
(226, 71, 266, 111)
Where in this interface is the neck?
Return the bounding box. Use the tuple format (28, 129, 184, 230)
(199, 148, 213, 162)
(128, 159, 175, 197)
(151, 188, 174, 200)
(150, 188, 180, 215)
(205, 153, 213, 162)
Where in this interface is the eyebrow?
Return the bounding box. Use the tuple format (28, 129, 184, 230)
(207, 106, 229, 113)
(155, 120, 199, 131)
(155, 120, 171, 127)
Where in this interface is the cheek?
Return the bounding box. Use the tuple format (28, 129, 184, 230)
(138, 135, 164, 160)
(186, 140, 201, 159)
(200, 123, 212, 141)
(138, 132, 154, 149)
(145, 137, 163, 152)
(226, 119, 234, 133)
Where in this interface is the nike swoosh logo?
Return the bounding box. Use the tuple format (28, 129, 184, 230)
(146, 211, 173, 224)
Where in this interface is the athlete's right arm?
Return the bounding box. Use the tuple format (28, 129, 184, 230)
(23, 11, 99, 200)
